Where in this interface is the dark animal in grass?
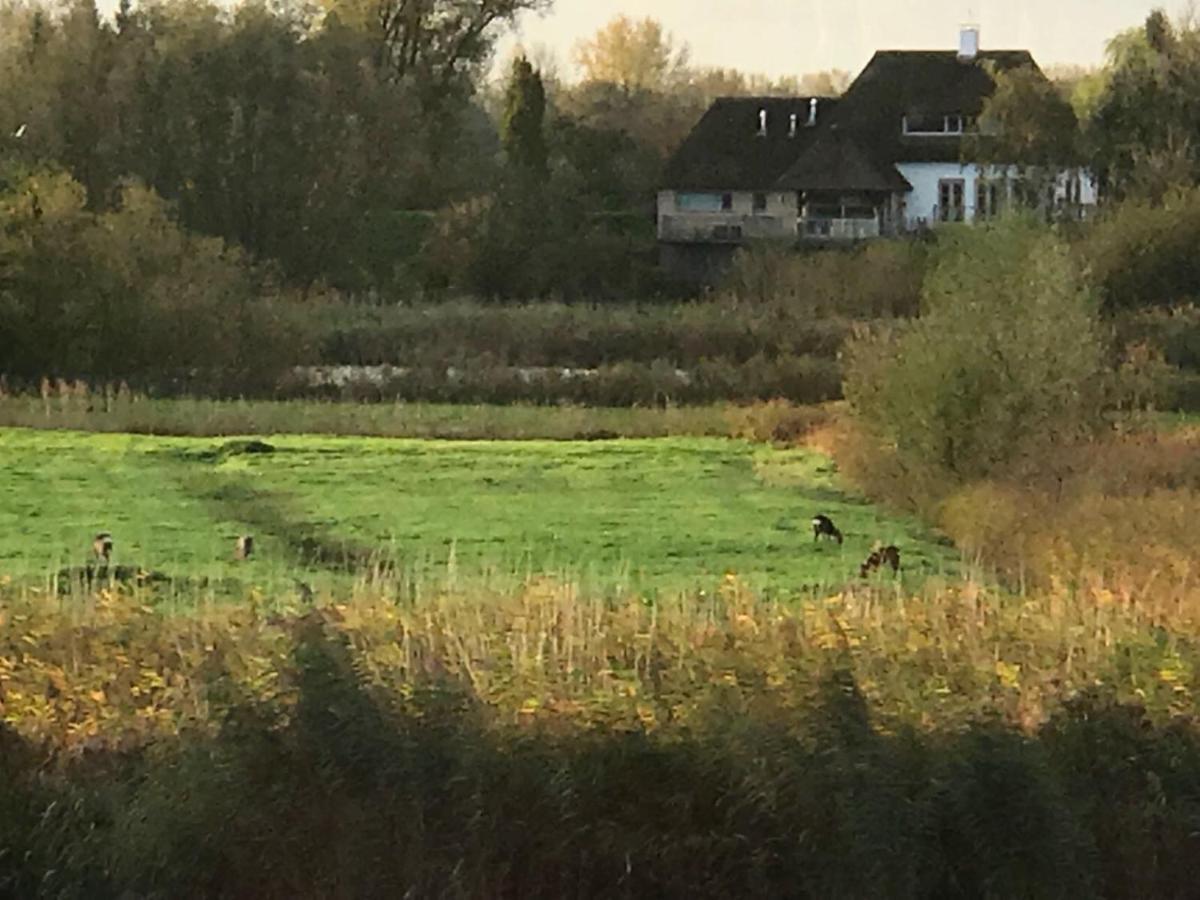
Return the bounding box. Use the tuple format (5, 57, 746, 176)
(92, 532, 113, 562)
(234, 535, 254, 560)
(860, 545, 901, 578)
(812, 514, 843, 545)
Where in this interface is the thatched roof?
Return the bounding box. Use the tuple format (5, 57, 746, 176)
(776, 128, 911, 192)
(662, 96, 838, 190)
(826, 50, 1040, 164)
(662, 48, 1046, 193)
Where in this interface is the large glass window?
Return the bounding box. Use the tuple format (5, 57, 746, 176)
(938, 179, 965, 222)
(676, 193, 724, 212)
(975, 180, 1002, 221)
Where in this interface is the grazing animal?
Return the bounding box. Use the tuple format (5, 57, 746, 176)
(234, 535, 254, 560)
(92, 532, 113, 562)
(860, 545, 901, 578)
(812, 514, 843, 545)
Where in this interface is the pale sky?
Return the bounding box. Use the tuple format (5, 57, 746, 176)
(496, 0, 1180, 80)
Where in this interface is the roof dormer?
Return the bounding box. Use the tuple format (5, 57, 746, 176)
(902, 113, 972, 135)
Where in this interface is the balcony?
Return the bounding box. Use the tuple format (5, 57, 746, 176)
(800, 216, 882, 241)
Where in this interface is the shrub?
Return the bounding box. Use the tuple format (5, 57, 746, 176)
(1078, 188, 1200, 310)
(715, 240, 926, 318)
(1169, 370, 1200, 411)
(0, 172, 311, 391)
(312, 297, 854, 369)
(420, 174, 659, 301)
(1116, 304, 1200, 371)
(723, 399, 836, 444)
(844, 217, 1109, 492)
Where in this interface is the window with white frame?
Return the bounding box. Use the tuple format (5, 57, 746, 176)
(975, 179, 1003, 220)
(938, 179, 965, 222)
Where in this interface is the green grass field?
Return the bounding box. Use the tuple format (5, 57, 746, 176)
(0, 428, 955, 598)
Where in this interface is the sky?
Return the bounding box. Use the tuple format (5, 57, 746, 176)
(495, 0, 1179, 81)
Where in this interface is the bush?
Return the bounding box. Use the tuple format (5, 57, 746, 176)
(420, 174, 660, 301)
(844, 217, 1109, 492)
(1078, 188, 1200, 310)
(313, 298, 854, 369)
(1168, 370, 1200, 411)
(715, 240, 926, 318)
(723, 399, 837, 444)
(0, 172, 311, 391)
(1116, 304, 1200, 371)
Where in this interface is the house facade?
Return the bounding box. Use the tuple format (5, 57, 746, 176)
(658, 28, 1096, 279)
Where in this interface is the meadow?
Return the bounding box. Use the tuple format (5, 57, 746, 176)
(0, 427, 952, 598)
(3, 398, 1199, 896)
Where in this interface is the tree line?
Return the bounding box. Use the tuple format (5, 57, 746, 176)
(5, 1, 1197, 299)
(0, 2, 846, 300)
(3, 3, 1200, 393)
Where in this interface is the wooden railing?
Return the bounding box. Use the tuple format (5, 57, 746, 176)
(800, 217, 881, 240)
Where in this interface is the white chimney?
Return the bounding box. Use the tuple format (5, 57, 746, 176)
(958, 24, 980, 61)
(807, 97, 818, 126)
(758, 107, 768, 136)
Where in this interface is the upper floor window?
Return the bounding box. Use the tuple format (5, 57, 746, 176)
(903, 113, 973, 135)
(753, 192, 768, 213)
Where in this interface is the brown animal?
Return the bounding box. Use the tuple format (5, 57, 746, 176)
(812, 514, 843, 545)
(92, 532, 113, 562)
(234, 535, 254, 560)
(860, 544, 900, 578)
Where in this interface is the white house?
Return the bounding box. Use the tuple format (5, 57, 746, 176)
(658, 27, 1096, 278)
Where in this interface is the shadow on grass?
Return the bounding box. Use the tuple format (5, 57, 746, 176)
(178, 471, 394, 577)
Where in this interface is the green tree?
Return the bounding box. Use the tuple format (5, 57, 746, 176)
(0, 0, 504, 292)
(501, 54, 547, 175)
(0, 171, 306, 386)
(964, 64, 1080, 210)
(844, 218, 1108, 490)
(1087, 9, 1200, 200)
